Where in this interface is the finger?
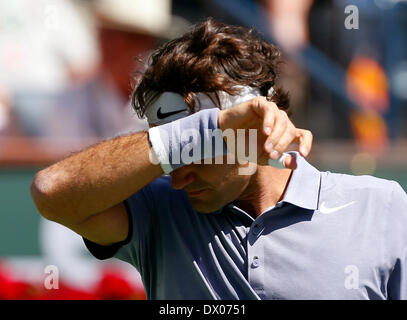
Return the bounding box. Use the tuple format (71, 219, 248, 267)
(283, 154, 297, 170)
(295, 129, 313, 157)
(268, 123, 297, 160)
(271, 127, 312, 160)
(262, 103, 277, 136)
(250, 97, 277, 135)
(268, 153, 297, 170)
(264, 109, 288, 154)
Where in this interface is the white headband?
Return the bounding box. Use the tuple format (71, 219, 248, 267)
(144, 85, 273, 125)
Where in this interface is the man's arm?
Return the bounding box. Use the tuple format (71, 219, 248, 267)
(31, 98, 312, 248)
(30, 132, 163, 245)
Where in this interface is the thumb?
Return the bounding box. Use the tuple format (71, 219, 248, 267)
(283, 154, 297, 170)
(268, 153, 297, 170)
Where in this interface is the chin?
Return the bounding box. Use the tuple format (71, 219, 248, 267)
(189, 199, 223, 214)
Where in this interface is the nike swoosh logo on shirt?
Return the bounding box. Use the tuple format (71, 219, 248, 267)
(157, 107, 187, 119)
(319, 201, 356, 214)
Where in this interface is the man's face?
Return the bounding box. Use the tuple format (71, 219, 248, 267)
(170, 157, 252, 213)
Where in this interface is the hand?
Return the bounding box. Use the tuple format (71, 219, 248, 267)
(217, 96, 312, 169)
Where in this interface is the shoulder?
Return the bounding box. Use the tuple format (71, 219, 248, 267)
(319, 172, 407, 220)
(320, 172, 407, 234)
(321, 171, 401, 198)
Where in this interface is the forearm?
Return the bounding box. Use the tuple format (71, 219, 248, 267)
(31, 131, 162, 225)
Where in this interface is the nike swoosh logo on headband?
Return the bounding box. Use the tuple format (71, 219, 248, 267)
(157, 107, 187, 119)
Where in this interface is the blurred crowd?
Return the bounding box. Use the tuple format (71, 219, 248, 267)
(0, 0, 405, 152)
(0, 0, 160, 139)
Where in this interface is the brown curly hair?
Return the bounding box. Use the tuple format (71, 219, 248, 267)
(131, 18, 290, 118)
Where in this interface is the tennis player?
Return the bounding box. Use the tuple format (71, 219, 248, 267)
(31, 19, 407, 300)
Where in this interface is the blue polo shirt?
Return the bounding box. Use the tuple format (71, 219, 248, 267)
(84, 153, 407, 300)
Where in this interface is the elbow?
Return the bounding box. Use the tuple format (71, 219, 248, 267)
(30, 170, 61, 222)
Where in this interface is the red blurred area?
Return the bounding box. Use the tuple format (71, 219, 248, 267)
(95, 269, 146, 300)
(0, 265, 146, 300)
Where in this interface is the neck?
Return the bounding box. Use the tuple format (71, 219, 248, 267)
(234, 165, 293, 219)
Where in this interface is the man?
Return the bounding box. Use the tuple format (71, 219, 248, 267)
(31, 19, 407, 300)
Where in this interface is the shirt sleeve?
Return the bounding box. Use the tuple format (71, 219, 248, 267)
(83, 182, 156, 271)
(386, 181, 407, 300)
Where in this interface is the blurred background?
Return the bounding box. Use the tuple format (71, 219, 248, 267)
(0, 0, 406, 299)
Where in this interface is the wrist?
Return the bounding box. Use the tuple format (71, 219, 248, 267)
(148, 108, 226, 174)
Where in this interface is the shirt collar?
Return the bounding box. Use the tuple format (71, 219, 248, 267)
(281, 152, 321, 210)
(226, 152, 321, 216)
(203, 152, 321, 216)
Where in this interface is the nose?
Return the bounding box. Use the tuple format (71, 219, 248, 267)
(170, 166, 196, 190)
